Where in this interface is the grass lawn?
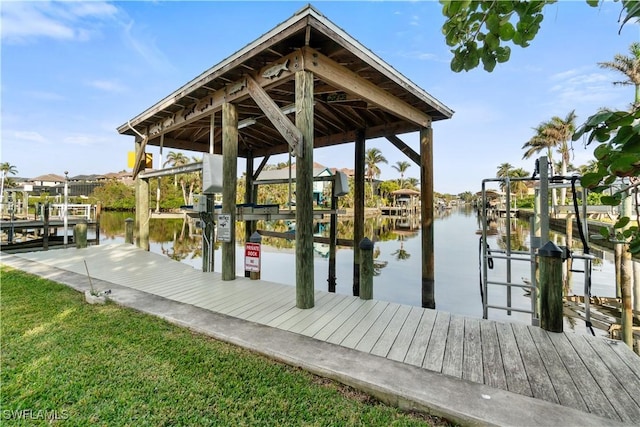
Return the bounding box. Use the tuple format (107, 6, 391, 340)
(1, 266, 450, 426)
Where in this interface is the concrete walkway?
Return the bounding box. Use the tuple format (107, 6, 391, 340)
(1, 250, 633, 427)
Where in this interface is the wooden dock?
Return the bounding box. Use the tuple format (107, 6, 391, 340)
(4, 244, 640, 423)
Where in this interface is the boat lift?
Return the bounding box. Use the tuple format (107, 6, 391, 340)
(479, 156, 598, 330)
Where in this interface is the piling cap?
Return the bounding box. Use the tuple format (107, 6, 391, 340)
(249, 231, 262, 243)
(538, 241, 562, 258)
(359, 237, 374, 250)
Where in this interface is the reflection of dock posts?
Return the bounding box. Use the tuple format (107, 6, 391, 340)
(359, 238, 373, 300)
(43, 203, 50, 251)
(539, 241, 563, 332)
(95, 202, 101, 245)
(125, 218, 134, 244)
(328, 178, 337, 292)
(75, 219, 88, 248)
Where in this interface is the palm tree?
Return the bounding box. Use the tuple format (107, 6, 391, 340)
(598, 41, 640, 105)
(403, 177, 419, 190)
(496, 163, 513, 193)
(522, 111, 577, 205)
(392, 160, 411, 189)
(0, 162, 18, 202)
(163, 151, 190, 187)
(365, 148, 387, 193)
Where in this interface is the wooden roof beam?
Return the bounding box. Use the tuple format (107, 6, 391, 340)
(301, 47, 432, 128)
(386, 135, 420, 166)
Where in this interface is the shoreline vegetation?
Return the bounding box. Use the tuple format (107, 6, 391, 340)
(1, 267, 451, 426)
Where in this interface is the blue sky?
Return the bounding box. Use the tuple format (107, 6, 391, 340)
(1, 1, 638, 194)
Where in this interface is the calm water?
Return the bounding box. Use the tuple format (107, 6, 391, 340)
(98, 207, 617, 332)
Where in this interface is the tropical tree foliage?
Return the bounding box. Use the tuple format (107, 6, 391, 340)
(598, 41, 640, 105)
(1, 162, 18, 189)
(365, 148, 387, 190)
(391, 161, 411, 189)
(440, 0, 639, 72)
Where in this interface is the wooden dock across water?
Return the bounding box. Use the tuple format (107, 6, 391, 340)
(5, 244, 640, 423)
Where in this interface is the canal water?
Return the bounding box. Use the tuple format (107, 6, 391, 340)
(98, 207, 618, 334)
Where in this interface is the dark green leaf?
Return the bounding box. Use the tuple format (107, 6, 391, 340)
(614, 217, 630, 229)
(499, 22, 516, 41)
(601, 195, 621, 206)
(580, 172, 603, 188)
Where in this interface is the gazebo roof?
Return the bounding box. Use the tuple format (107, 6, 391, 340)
(117, 4, 453, 159)
(392, 188, 420, 197)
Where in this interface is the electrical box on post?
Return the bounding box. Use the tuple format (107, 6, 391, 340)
(193, 194, 207, 212)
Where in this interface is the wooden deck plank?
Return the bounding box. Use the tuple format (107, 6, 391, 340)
(565, 334, 640, 423)
(354, 303, 401, 353)
(495, 322, 532, 397)
(236, 288, 308, 322)
(325, 300, 380, 345)
(311, 300, 374, 341)
(421, 311, 450, 372)
(441, 314, 465, 379)
(340, 302, 391, 349)
(283, 292, 344, 333)
(404, 308, 436, 367)
(547, 332, 620, 421)
(386, 307, 424, 362)
(225, 286, 295, 318)
(275, 292, 338, 331)
(296, 297, 360, 337)
(480, 320, 507, 390)
(586, 338, 640, 408)
(526, 326, 587, 412)
(510, 323, 558, 403)
(608, 338, 640, 381)
(369, 304, 412, 358)
(462, 317, 483, 384)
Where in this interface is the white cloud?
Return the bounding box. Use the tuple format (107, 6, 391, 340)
(86, 79, 126, 93)
(13, 131, 47, 143)
(25, 91, 65, 101)
(1, 1, 118, 43)
(64, 134, 98, 146)
(548, 67, 628, 110)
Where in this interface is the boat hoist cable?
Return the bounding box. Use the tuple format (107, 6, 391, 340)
(478, 236, 494, 304)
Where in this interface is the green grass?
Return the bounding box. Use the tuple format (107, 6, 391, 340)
(1, 267, 449, 426)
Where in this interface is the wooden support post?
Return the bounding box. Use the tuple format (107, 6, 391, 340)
(420, 127, 435, 309)
(295, 70, 314, 309)
(43, 202, 49, 251)
(203, 113, 215, 273)
(328, 178, 337, 293)
(139, 178, 150, 251)
(359, 237, 374, 300)
(539, 241, 563, 333)
(620, 189, 633, 348)
(244, 154, 255, 278)
(353, 129, 365, 297)
(125, 218, 134, 244)
(222, 102, 238, 281)
(75, 219, 88, 249)
(95, 202, 101, 245)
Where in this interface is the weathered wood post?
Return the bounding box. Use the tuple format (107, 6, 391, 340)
(420, 126, 436, 309)
(43, 202, 50, 251)
(249, 231, 262, 280)
(353, 129, 365, 297)
(75, 219, 88, 249)
(328, 179, 337, 293)
(295, 69, 314, 309)
(244, 154, 255, 278)
(359, 237, 374, 300)
(125, 218, 134, 244)
(222, 101, 238, 281)
(538, 241, 564, 332)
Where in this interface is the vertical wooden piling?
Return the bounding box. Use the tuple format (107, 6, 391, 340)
(420, 126, 435, 309)
(539, 241, 563, 332)
(125, 218, 134, 244)
(222, 102, 238, 281)
(75, 219, 88, 248)
(353, 129, 365, 297)
(295, 70, 314, 309)
(244, 154, 255, 278)
(328, 179, 337, 293)
(43, 202, 49, 251)
(359, 237, 374, 300)
(139, 177, 150, 251)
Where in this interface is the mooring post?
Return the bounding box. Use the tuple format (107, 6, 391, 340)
(43, 202, 50, 251)
(359, 237, 374, 300)
(538, 241, 564, 332)
(75, 219, 88, 249)
(125, 218, 134, 244)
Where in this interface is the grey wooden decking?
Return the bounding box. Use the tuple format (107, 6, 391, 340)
(6, 244, 640, 423)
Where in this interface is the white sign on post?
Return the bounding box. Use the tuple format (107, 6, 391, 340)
(244, 242, 261, 272)
(217, 214, 231, 242)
